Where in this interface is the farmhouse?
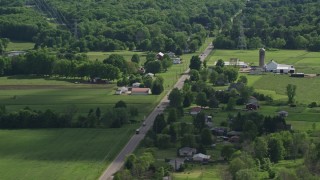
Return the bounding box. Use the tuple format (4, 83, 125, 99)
(178, 147, 197, 157)
(131, 88, 151, 95)
(265, 60, 295, 74)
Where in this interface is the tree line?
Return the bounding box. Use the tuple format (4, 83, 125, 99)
(0, 101, 139, 129)
(215, 0, 320, 51)
(0, 0, 244, 52)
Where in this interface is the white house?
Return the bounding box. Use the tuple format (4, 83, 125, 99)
(265, 60, 295, 73)
(193, 153, 211, 162)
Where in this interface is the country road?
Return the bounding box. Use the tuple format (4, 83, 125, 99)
(99, 42, 214, 180)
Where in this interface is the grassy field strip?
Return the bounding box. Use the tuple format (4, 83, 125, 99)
(6, 41, 35, 51)
(172, 164, 227, 180)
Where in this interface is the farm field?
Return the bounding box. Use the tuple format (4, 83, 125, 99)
(0, 128, 134, 180)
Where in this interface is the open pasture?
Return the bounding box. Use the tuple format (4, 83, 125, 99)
(0, 128, 134, 180)
(172, 164, 228, 180)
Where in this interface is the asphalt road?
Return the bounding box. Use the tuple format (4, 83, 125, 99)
(99, 43, 214, 180)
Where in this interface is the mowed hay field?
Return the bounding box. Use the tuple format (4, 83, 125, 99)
(0, 77, 160, 116)
(0, 128, 134, 180)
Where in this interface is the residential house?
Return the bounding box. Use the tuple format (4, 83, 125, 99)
(168, 158, 185, 171)
(179, 147, 197, 157)
(278, 111, 288, 117)
(246, 96, 259, 110)
(115, 87, 128, 95)
(144, 73, 154, 78)
(172, 58, 181, 64)
(131, 88, 151, 95)
(192, 153, 211, 162)
(132, 82, 141, 88)
(190, 107, 201, 115)
(157, 52, 165, 60)
(265, 60, 295, 74)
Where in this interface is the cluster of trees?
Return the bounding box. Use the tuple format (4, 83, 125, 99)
(0, 0, 244, 52)
(215, 0, 320, 51)
(144, 53, 172, 73)
(225, 130, 319, 180)
(0, 101, 139, 129)
(115, 150, 170, 180)
(0, 38, 9, 54)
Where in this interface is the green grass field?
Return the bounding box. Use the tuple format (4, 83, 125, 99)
(0, 128, 135, 180)
(6, 41, 35, 51)
(172, 164, 228, 180)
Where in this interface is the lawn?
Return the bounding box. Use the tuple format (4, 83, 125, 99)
(172, 164, 228, 180)
(0, 128, 135, 180)
(6, 41, 35, 51)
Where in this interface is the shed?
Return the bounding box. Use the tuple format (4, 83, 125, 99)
(157, 52, 164, 60)
(115, 87, 128, 95)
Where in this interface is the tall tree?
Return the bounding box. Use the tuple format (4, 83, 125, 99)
(286, 84, 297, 104)
(168, 88, 183, 108)
(189, 56, 201, 70)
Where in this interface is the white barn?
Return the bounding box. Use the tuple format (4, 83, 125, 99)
(265, 60, 295, 74)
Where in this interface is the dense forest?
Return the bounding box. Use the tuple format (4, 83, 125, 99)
(216, 0, 320, 51)
(0, 0, 244, 52)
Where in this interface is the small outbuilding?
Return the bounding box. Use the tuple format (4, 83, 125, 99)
(246, 96, 259, 110)
(157, 52, 165, 60)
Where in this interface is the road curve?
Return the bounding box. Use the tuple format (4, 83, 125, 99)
(99, 42, 214, 180)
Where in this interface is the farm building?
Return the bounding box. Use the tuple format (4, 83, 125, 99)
(214, 58, 248, 68)
(131, 88, 151, 95)
(265, 60, 295, 73)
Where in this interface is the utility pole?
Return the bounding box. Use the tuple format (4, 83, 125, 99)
(237, 17, 247, 50)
